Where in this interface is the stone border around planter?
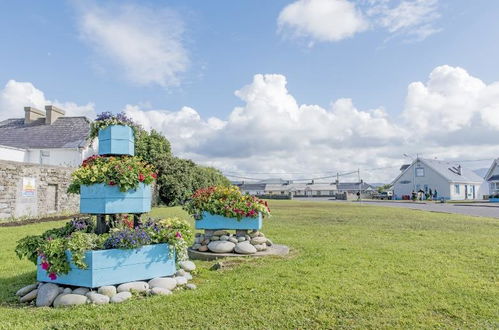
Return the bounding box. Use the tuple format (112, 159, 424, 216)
(188, 244, 289, 261)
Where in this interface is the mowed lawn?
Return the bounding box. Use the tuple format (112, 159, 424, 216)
(0, 201, 498, 329)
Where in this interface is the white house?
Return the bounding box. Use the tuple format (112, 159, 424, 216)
(0, 106, 96, 167)
(392, 158, 484, 200)
(484, 158, 499, 197)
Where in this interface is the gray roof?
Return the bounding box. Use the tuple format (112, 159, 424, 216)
(488, 174, 499, 181)
(0, 117, 90, 149)
(239, 183, 266, 191)
(337, 182, 373, 191)
(420, 158, 483, 183)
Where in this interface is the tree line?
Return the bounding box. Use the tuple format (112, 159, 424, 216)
(135, 129, 230, 206)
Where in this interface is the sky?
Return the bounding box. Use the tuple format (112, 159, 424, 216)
(1, 0, 499, 183)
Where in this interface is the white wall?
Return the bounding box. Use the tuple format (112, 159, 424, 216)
(0, 146, 27, 162)
(393, 161, 451, 199)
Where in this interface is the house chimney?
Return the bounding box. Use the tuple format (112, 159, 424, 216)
(457, 165, 462, 175)
(24, 107, 45, 124)
(45, 105, 65, 125)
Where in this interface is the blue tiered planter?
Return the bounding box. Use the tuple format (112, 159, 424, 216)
(37, 244, 175, 288)
(80, 183, 152, 214)
(98, 125, 135, 156)
(195, 211, 262, 230)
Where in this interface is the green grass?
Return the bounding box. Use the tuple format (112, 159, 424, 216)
(1, 201, 498, 329)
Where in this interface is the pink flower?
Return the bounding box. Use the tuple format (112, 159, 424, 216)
(48, 272, 57, 280)
(41, 261, 50, 270)
(175, 232, 182, 239)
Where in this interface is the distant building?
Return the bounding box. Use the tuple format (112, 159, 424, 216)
(392, 158, 483, 200)
(0, 106, 95, 167)
(484, 158, 499, 197)
(336, 181, 375, 199)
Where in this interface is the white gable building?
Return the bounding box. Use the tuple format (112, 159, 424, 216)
(392, 158, 484, 200)
(484, 158, 499, 197)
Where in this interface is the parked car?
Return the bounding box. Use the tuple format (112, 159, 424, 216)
(373, 191, 393, 200)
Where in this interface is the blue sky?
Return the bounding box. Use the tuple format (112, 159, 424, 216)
(1, 0, 499, 182)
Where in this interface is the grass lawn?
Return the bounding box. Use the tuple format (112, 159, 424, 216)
(0, 201, 498, 329)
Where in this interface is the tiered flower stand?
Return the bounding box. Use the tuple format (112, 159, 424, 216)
(37, 125, 176, 287)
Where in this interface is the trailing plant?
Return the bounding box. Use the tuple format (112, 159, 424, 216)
(88, 111, 141, 143)
(183, 185, 271, 220)
(67, 155, 157, 194)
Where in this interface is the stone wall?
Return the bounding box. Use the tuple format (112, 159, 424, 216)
(0, 160, 79, 220)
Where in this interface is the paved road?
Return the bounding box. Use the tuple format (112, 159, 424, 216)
(295, 198, 499, 218)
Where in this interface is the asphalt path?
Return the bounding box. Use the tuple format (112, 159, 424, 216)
(294, 198, 499, 219)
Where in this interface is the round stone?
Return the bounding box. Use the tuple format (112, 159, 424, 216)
(148, 277, 177, 291)
(186, 283, 197, 290)
(98, 286, 117, 297)
(220, 235, 229, 241)
(72, 287, 90, 295)
(20, 289, 38, 303)
(151, 287, 172, 296)
(63, 288, 72, 294)
(16, 283, 37, 297)
(175, 277, 188, 286)
(266, 239, 273, 246)
(234, 242, 257, 254)
(237, 236, 246, 242)
(110, 292, 132, 303)
(86, 292, 110, 305)
(176, 269, 187, 277)
(210, 236, 220, 241)
(179, 260, 196, 272)
(198, 245, 209, 252)
(213, 230, 228, 236)
(191, 243, 201, 250)
(53, 293, 88, 308)
(254, 244, 268, 251)
(202, 239, 210, 245)
(36, 283, 60, 307)
(184, 273, 193, 280)
(250, 236, 267, 245)
(117, 281, 149, 293)
(207, 241, 236, 253)
(228, 237, 238, 244)
(249, 231, 260, 238)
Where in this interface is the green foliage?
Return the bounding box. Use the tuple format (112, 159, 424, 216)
(377, 184, 393, 193)
(135, 130, 230, 206)
(67, 155, 157, 194)
(14, 235, 44, 264)
(184, 185, 271, 219)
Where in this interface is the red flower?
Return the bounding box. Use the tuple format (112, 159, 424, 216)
(175, 231, 182, 239)
(41, 261, 50, 270)
(138, 173, 145, 182)
(48, 272, 57, 280)
(152, 173, 157, 179)
(108, 181, 116, 186)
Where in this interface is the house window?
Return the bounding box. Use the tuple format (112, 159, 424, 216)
(454, 184, 460, 194)
(415, 167, 425, 177)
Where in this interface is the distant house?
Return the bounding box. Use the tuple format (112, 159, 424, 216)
(336, 181, 375, 199)
(0, 106, 95, 167)
(484, 158, 499, 197)
(392, 158, 483, 200)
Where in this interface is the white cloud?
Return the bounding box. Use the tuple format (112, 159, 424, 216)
(77, 2, 188, 87)
(125, 66, 499, 183)
(278, 0, 369, 43)
(0, 80, 95, 120)
(278, 0, 441, 43)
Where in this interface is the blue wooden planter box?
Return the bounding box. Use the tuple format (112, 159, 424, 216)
(98, 125, 135, 156)
(195, 211, 262, 230)
(490, 198, 499, 203)
(37, 244, 175, 288)
(80, 183, 151, 214)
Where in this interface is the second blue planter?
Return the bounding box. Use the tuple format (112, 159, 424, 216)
(98, 125, 135, 156)
(195, 211, 262, 230)
(80, 183, 152, 214)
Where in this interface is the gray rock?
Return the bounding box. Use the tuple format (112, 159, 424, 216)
(53, 294, 88, 308)
(213, 230, 228, 236)
(117, 281, 149, 293)
(220, 235, 229, 241)
(179, 260, 196, 272)
(228, 237, 238, 244)
(236, 230, 248, 237)
(210, 235, 220, 241)
(198, 245, 209, 252)
(204, 229, 215, 237)
(254, 244, 268, 251)
(201, 239, 210, 245)
(63, 288, 72, 294)
(249, 230, 260, 238)
(72, 287, 89, 295)
(151, 287, 172, 296)
(148, 277, 177, 291)
(234, 242, 257, 254)
(250, 236, 267, 245)
(98, 286, 117, 297)
(237, 236, 246, 242)
(16, 283, 37, 297)
(110, 292, 132, 303)
(20, 289, 38, 303)
(184, 272, 193, 280)
(245, 235, 251, 241)
(191, 243, 201, 250)
(207, 241, 235, 253)
(86, 292, 110, 305)
(58, 287, 64, 293)
(194, 237, 202, 244)
(186, 283, 197, 290)
(36, 283, 60, 307)
(176, 269, 187, 277)
(266, 239, 273, 246)
(175, 277, 188, 286)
